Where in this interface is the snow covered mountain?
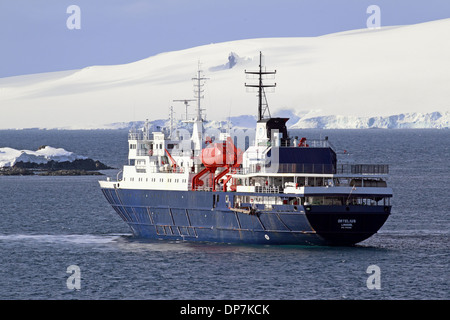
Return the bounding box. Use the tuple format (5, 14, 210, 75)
(0, 19, 449, 129)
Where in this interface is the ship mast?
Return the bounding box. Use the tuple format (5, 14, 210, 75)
(192, 61, 209, 121)
(168, 105, 174, 139)
(245, 51, 276, 121)
(188, 63, 209, 154)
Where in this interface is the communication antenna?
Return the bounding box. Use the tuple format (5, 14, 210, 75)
(173, 99, 195, 121)
(245, 51, 276, 121)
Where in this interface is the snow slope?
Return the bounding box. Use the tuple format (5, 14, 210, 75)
(0, 19, 449, 129)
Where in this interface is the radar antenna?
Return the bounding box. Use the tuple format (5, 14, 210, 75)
(173, 99, 195, 121)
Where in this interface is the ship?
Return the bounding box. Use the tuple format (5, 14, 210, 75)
(99, 52, 392, 246)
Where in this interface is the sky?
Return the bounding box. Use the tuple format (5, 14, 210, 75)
(1, 0, 450, 78)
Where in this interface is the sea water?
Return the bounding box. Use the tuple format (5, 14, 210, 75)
(0, 129, 448, 300)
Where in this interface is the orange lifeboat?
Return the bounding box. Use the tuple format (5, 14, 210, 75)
(192, 137, 242, 191)
(201, 141, 237, 168)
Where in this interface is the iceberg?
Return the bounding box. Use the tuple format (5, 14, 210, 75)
(0, 146, 87, 168)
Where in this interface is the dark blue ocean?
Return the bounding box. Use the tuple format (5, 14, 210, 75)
(0, 129, 448, 300)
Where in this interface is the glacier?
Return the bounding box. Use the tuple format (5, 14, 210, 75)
(99, 110, 448, 131)
(289, 111, 450, 129)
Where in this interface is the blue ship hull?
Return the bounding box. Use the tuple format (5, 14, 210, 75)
(101, 188, 390, 246)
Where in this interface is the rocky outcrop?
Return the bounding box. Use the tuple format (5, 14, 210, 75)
(37, 169, 104, 176)
(0, 158, 112, 176)
(0, 167, 34, 176)
(13, 158, 112, 171)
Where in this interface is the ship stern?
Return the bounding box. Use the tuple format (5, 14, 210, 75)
(304, 205, 391, 245)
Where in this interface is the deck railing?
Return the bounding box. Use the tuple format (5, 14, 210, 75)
(337, 164, 389, 175)
(234, 163, 389, 175)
